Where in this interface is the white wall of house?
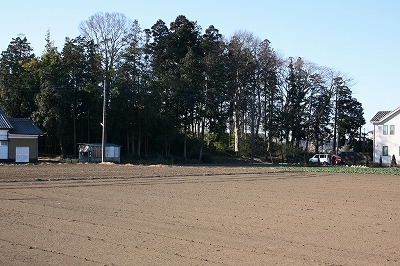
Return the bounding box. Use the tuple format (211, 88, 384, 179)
(0, 140, 8, 159)
(373, 109, 400, 166)
(0, 130, 7, 140)
(0, 130, 8, 159)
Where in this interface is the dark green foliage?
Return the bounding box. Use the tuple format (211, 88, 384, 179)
(0, 36, 38, 118)
(0, 14, 366, 161)
(333, 77, 365, 152)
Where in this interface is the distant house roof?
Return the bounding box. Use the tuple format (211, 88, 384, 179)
(78, 143, 121, 148)
(0, 108, 13, 129)
(0, 108, 43, 135)
(370, 106, 400, 125)
(8, 118, 43, 135)
(370, 111, 392, 123)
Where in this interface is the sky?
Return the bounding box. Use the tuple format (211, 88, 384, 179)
(1, 0, 399, 132)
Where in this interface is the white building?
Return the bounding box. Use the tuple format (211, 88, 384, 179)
(370, 106, 400, 166)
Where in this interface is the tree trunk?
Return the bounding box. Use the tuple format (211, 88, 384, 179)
(199, 117, 205, 161)
(137, 110, 141, 156)
(131, 134, 135, 156)
(126, 131, 130, 155)
(234, 68, 241, 157)
(72, 97, 77, 157)
(183, 124, 187, 159)
(87, 107, 90, 143)
(137, 136, 141, 156)
(59, 138, 65, 157)
(234, 104, 241, 157)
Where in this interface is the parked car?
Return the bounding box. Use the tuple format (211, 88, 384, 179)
(309, 154, 331, 164)
(332, 155, 345, 165)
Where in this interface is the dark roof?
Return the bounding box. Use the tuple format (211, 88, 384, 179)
(370, 111, 391, 123)
(0, 108, 13, 129)
(370, 106, 400, 124)
(8, 118, 43, 135)
(78, 143, 121, 147)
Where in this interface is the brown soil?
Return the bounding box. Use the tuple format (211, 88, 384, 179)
(0, 163, 399, 265)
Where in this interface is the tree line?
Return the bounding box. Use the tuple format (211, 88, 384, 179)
(0, 13, 365, 162)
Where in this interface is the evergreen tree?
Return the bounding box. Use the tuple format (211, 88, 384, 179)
(199, 25, 229, 157)
(61, 36, 103, 155)
(305, 73, 332, 153)
(226, 31, 257, 156)
(33, 34, 68, 155)
(257, 39, 282, 159)
(0, 36, 38, 117)
(334, 77, 365, 150)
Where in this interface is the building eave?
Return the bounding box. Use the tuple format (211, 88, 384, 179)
(8, 134, 39, 139)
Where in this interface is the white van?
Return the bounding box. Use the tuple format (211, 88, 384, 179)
(309, 154, 331, 164)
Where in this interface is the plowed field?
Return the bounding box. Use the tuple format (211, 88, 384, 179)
(0, 163, 399, 265)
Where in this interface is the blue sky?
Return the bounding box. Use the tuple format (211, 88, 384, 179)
(1, 0, 399, 132)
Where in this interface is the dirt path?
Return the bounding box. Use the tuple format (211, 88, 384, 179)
(0, 164, 399, 265)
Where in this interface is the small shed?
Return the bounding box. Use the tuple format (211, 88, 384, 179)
(78, 143, 121, 163)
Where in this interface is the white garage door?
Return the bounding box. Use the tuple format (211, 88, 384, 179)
(16, 147, 29, 163)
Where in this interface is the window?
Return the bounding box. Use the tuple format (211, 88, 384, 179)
(383, 125, 388, 135)
(390, 125, 395, 135)
(0, 141, 7, 146)
(383, 146, 388, 156)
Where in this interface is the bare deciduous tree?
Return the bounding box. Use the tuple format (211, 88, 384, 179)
(79, 12, 139, 161)
(79, 12, 138, 76)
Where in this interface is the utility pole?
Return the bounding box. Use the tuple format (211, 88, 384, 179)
(333, 85, 338, 154)
(101, 80, 106, 163)
(251, 92, 255, 164)
(198, 75, 207, 162)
